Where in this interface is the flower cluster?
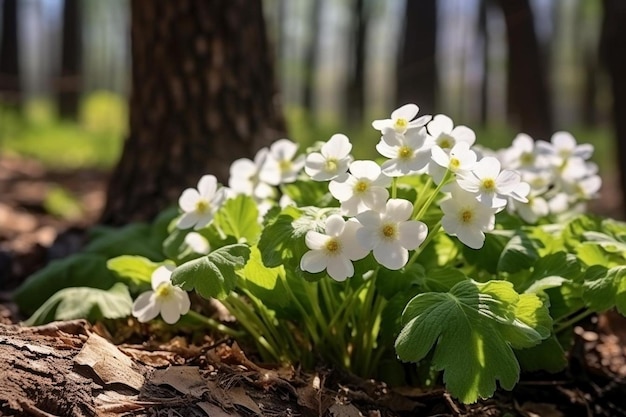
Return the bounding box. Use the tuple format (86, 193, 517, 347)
(132, 103, 601, 319)
(496, 132, 601, 223)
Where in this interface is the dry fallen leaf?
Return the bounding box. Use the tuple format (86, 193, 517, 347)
(149, 365, 208, 397)
(73, 332, 145, 390)
(197, 401, 242, 417)
(229, 386, 263, 415)
(328, 403, 363, 417)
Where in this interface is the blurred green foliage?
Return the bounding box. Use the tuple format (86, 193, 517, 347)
(0, 97, 614, 177)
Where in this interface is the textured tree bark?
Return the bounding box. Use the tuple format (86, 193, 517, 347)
(0, 0, 21, 110)
(395, 0, 438, 116)
(58, 0, 83, 120)
(101, 0, 287, 226)
(600, 0, 626, 218)
(497, 0, 552, 139)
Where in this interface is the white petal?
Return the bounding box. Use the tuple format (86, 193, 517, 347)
(341, 220, 370, 260)
(474, 157, 501, 178)
(193, 213, 215, 230)
(391, 104, 419, 121)
(495, 170, 521, 194)
(184, 232, 211, 254)
(372, 119, 391, 131)
(398, 221, 428, 250)
(176, 212, 201, 229)
(300, 250, 328, 273)
(376, 140, 400, 159)
(151, 265, 175, 290)
(374, 240, 408, 270)
(197, 175, 218, 198)
(362, 187, 389, 211)
(385, 199, 413, 222)
(326, 256, 354, 281)
(174, 288, 191, 315)
(271, 139, 299, 160)
(456, 226, 485, 249)
(431, 146, 450, 168)
(350, 160, 382, 181)
(551, 131, 576, 151)
(323, 134, 352, 158)
(325, 215, 346, 236)
(179, 189, 200, 212)
(329, 177, 355, 202)
(428, 114, 453, 137)
(132, 292, 160, 322)
(160, 300, 182, 324)
(305, 231, 329, 250)
(450, 126, 476, 145)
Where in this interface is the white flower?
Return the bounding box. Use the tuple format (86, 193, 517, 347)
(177, 175, 227, 230)
(259, 139, 305, 185)
(304, 134, 353, 181)
(229, 148, 275, 200)
(440, 187, 497, 249)
(456, 157, 528, 208)
(329, 160, 391, 216)
(376, 127, 433, 176)
(371, 103, 431, 134)
(426, 114, 476, 150)
(429, 142, 477, 185)
(356, 199, 428, 270)
(509, 192, 550, 224)
(498, 133, 548, 171)
(536, 131, 594, 164)
(184, 232, 211, 255)
(132, 265, 191, 324)
(300, 215, 369, 281)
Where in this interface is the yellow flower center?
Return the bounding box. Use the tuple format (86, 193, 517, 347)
(461, 209, 473, 223)
(394, 118, 408, 132)
(324, 158, 338, 173)
(382, 223, 397, 239)
(279, 159, 292, 173)
(155, 282, 173, 298)
(397, 145, 413, 160)
(354, 180, 369, 193)
(481, 178, 496, 191)
(520, 152, 534, 165)
(195, 200, 210, 214)
(438, 135, 453, 149)
(449, 157, 461, 170)
(325, 238, 341, 255)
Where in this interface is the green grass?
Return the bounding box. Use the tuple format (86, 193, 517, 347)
(0, 92, 126, 170)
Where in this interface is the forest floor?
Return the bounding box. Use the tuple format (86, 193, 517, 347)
(2, 154, 626, 416)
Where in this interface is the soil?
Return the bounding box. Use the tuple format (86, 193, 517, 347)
(1, 155, 626, 417)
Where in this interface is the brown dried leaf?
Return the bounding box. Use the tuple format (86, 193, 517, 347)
(74, 332, 144, 390)
(229, 386, 262, 415)
(197, 401, 242, 417)
(149, 366, 208, 397)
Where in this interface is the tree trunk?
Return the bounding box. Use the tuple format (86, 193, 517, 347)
(0, 0, 21, 110)
(600, 0, 626, 217)
(395, 0, 438, 116)
(496, 0, 552, 139)
(58, 0, 83, 119)
(100, 0, 287, 226)
(302, 0, 323, 117)
(346, 0, 367, 125)
(478, 0, 489, 126)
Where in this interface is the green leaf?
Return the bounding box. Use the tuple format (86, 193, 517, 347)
(106, 255, 161, 292)
(281, 179, 336, 207)
(85, 222, 164, 260)
(238, 245, 282, 290)
(23, 283, 133, 326)
(395, 280, 547, 403)
(462, 233, 508, 275)
(582, 265, 626, 314)
(497, 231, 540, 274)
(13, 254, 118, 315)
(515, 334, 568, 373)
(499, 293, 552, 349)
(418, 266, 468, 293)
(376, 264, 424, 299)
(257, 206, 317, 269)
(171, 244, 250, 300)
(214, 194, 261, 243)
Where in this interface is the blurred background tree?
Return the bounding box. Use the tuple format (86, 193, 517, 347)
(0, 0, 624, 222)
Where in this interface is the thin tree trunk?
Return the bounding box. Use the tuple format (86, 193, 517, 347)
(496, 0, 552, 139)
(0, 0, 21, 110)
(346, 0, 367, 125)
(302, 0, 323, 117)
(58, 0, 83, 119)
(601, 0, 626, 217)
(395, 0, 437, 115)
(478, 0, 489, 126)
(101, 0, 287, 226)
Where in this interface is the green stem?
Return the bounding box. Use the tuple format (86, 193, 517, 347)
(414, 170, 452, 221)
(185, 310, 245, 339)
(554, 308, 595, 334)
(391, 177, 398, 199)
(278, 272, 322, 345)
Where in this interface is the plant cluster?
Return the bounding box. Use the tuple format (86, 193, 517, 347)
(15, 104, 624, 404)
